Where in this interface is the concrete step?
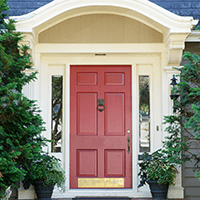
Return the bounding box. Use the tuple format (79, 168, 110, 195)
(73, 198, 188, 200)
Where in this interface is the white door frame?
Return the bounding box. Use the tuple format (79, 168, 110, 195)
(20, 44, 183, 199)
(38, 52, 161, 198)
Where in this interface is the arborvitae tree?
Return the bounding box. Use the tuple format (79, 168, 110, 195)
(0, 0, 47, 197)
(163, 52, 200, 180)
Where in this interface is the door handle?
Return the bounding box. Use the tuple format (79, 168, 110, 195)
(127, 136, 130, 154)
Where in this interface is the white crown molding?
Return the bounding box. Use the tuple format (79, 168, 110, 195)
(186, 30, 200, 42)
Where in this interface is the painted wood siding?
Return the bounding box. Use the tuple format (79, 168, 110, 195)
(39, 14, 162, 43)
(181, 42, 200, 200)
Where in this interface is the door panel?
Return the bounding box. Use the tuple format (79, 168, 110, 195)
(77, 73, 98, 86)
(77, 149, 98, 177)
(105, 93, 124, 136)
(77, 93, 97, 136)
(70, 65, 132, 188)
(105, 72, 125, 85)
(104, 149, 125, 177)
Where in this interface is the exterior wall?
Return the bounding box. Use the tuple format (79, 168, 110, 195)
(181, 42, 200, 66)
(6, 0, 198, 199)
(39, 14, 162, 43)
(183, 162, 200, 200)
(181, 42, 200, 200)
(184, 42, 200, 55)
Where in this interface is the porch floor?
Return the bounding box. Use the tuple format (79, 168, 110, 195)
(11, 198, 188, 200)
(72, 198, 187, 200)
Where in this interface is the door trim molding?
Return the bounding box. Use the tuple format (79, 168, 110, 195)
(64, 64, 136, 197)
(19, 54, 183, 199)
(35, 43, 166, 54)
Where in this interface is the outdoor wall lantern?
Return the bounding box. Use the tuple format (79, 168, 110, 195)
(170, 75, 180, 100)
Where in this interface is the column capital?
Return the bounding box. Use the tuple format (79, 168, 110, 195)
(164, 33, 189, 66)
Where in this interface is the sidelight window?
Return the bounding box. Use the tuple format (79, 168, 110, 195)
(51, 75, 63, 152)
(139, 76, 150, 152)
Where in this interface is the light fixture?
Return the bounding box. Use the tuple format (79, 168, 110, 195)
(170, 75, 179, 100)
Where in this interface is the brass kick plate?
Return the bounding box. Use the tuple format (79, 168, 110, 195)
(78, 178, 124, 188)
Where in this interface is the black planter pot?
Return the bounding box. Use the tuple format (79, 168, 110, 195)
(33, 181, 54, 200)
(147, 180, 169, 199)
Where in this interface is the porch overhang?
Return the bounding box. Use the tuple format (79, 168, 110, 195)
(11, 0, 198, 66)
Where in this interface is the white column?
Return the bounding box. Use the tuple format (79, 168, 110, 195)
(162, 65, 183, 199)
(19, 34, 39, 200)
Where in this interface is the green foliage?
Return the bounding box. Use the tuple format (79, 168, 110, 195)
(138, 150, 178, 187)
(139, 76, 150, 113)
(26, 154, 65, 192)
(0, 149, 25, 197)
(163, 52, 200, 180)
(51, 76, 63, 152)
(0, 0, 48, 197)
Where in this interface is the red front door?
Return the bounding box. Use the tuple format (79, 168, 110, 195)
(70, 65, 132, 188)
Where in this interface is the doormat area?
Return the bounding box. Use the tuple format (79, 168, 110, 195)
(73, 198, 188, 200)
(16, 198, 187, 200)
(74, 198, 130, 200)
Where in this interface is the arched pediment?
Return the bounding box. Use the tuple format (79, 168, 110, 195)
(12, 0, 196, 36)
(12, 0, 198, 66)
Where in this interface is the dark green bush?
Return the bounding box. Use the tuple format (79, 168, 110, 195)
(0, 0, 47, 197)
(163, 52, 200, 181)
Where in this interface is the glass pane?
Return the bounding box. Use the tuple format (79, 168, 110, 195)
(51, 76, 63, 152)
(139, 76, 150, 152)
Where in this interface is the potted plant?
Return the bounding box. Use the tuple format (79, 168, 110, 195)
(138, 150, 178, 199)
(1, 186, 12, 200)
(25, 153, 65, 200)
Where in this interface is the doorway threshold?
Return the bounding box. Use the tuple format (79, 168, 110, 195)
(74, 198, 130, 200)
